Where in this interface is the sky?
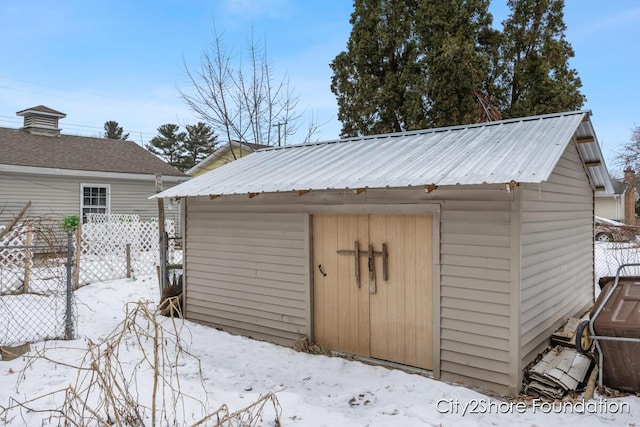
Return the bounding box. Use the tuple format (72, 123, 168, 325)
(0, 0, 638, 176)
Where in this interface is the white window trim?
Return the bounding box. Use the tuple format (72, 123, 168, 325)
(80, 183, 111, 221)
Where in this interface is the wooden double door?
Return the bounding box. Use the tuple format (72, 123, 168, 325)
(312, 214, 433, 369)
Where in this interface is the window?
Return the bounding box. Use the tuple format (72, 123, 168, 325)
(80, 184, 110, 222)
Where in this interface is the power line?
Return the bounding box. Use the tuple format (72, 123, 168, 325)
(0, 114, 158, 143)
(0, 75, 134, 102)
(0, 75, 183, 142)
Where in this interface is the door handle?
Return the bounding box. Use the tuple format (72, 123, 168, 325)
(318, 264, 327, 277)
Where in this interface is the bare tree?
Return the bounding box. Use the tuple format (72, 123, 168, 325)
(615, 125, 640, 174)
(179, 26, 318, 155)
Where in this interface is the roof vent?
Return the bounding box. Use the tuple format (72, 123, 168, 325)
(16, 105, 66, 137)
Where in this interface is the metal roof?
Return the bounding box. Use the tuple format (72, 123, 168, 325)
(155, 110, 613, 199)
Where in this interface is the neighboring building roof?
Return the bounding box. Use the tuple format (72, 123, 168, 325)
(156, 110, 614, 199)
(0, 126, 186, 177)
(186, 140, 270, 176)
(16, 105, 66, 118)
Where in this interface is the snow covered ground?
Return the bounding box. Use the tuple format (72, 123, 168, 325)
(1, 275, 638, 426)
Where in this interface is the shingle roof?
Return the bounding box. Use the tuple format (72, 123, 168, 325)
(0, 127, 186, 176)
(16, 105, 66, 117)
(155, 110, 613, 198)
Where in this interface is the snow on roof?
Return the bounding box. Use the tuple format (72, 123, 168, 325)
(154, 110, 613, 199)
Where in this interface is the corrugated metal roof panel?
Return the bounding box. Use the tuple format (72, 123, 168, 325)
(155, 110, 614, 198)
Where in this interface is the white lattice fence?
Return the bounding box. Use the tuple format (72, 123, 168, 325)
(0, 224, 33, 293)
(87, 213, 140, 224)
(76, 216, 176, 286)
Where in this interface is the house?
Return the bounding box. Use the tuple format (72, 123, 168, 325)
(595, 167, 639, 224)
(0, 105, 188, 231)
(155, 110, 613, 395)
(595, 183, 624, 222)
(186, 140, 269, 177)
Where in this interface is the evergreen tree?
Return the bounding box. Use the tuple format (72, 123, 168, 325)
(330, 0, 427, 137)
(103, 120, 130, 140)
(146, 124, 186, 170)
(180, 122, 218, 171)
(499, 0, 584, 118)
(331, 0, 583, 135)
(416, 0, 501, 127)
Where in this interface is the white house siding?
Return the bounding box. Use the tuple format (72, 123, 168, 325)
(438, 195, 514, 395)
(520, 141, 594, 370)
(595, 194, 623, 222)
(184, 198, 309, 345)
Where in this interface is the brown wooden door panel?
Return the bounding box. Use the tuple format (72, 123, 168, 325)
(313, 214, 369, 355)
(313, 214, 432, 369)
(336, 214, 370, 354)
(414, 215, 433, 369)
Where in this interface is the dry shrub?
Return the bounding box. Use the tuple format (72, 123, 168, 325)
(0, 300, 281, 426)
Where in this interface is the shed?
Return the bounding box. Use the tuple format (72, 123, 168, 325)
(155, 110, 612, 395)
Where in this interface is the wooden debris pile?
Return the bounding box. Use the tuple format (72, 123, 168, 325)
(524, 345, 593, 399)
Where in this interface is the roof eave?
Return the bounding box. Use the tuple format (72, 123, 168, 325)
(576, 114, 615, 195)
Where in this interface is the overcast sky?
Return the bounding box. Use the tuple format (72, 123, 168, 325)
(1, 0, 638, 175)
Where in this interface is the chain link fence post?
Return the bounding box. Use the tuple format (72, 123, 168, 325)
(65, 232, 75, 340)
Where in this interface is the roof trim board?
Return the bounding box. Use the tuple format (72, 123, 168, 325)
(0, 164, 188, 182)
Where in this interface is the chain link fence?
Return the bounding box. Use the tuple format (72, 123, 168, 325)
(0, 224, 75, 348)
(1, 213, 183, 349)
(594, 241, 640, 295)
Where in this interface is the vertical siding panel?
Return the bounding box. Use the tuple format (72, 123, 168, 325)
(337, 215, 356, 351)
(415, 215, 433, 370)
(397, 215, 410, 363)
(323, 215, 340, 349)
(313, 215, 325, 344)
(356, 214, 370, 353)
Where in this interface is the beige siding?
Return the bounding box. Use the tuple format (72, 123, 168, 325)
(185, 198, 309, 344)
(183, 186, 516, 394)
(439, 198, 513, 395)
(520, 142, 594, 368)
(1, 173, 80, 223)
(0, 172, 182, 227)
